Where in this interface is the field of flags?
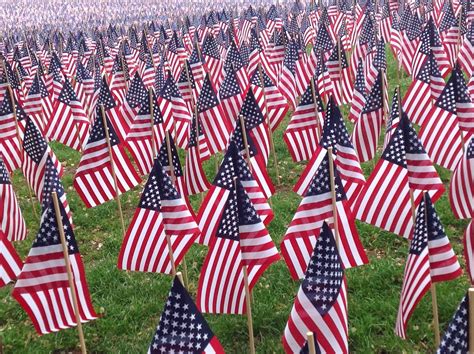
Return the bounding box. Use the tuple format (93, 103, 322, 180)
(1, 0, 474, 352)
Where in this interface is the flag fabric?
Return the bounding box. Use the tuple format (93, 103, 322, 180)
(1, 156, 27, 241)
(348, 60, 367, 123)
(437, 292, 469, 353)
(12, 199, 97, 335)
(282, 222, 348, 354)
(354, 113, 444, 238)
(219, 64, 244, 126)
(279, 39, 299, 110)
(281, 152, 368, 280)
(0, 229, 23, 288)
(196, 178, 279, 314)
(148, 276, 224, 354)
(202, 34, 224, 90)
(395, 194, 462, 338)
(384, 88, 401, 149)
(449, 136, 474, 219)
(23, 74, 52, 133)
(46, 78, 90, 151)
(117, 158, 199, 274)
(73, 106, 140, 208)
(459, 21, 474, 76)
(463, 220, 474, 284)
(0, 94, 22, 173)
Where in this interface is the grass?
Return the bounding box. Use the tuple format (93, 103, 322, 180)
(0, 47, 471, 353)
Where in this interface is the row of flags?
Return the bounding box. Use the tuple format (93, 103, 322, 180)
(1, 0, 474, 352)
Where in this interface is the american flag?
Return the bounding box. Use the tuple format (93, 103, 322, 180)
(224, 40, 249, 92)
(196, 74, 232, 155)
(452, 65, 474, 138)
(402, 11, 422, 76)
(395, 193, 461, 338)
(74, 62, 95, 113)
(117, 158, 199, 274)
(380, 2, 393, 44)
(23, 73, 52, 133)
(351, 70, 384, 163)
(350, 15, 375, 80)
(0, 94, 22, 173)
(281, 152, 368, 280)
(348, 60, 366, 123)
(12, 198, 97, 335)
(148, 276, 224, 354)
(403, 51, 445, 126)
(219, 64, 244, 127)
(449, 136, 474, 219)
(284, 80, 324, 162)
(0, 229, 23, 288)
(282, 222, 348, 354)
(201, 34, 224, 90)
(419, 70, 464, 171)
(196, 178, 279, 314)
(384, 88, 401, 149)
(46, 78, 90, 151)
(437, 292, 469, 353)
(279, 39, 299, 110)
(109, 54, 129, 104)
(439, 2, 459, 67)
(73, 106, 140, 208)
(126, 89, 165, 176)
(463, 220, 474, 284)
(184, 115, 211, 196)
(355, 113, 444, 239)
(458, 21, 474, 76)
(326, 43, 352, 106)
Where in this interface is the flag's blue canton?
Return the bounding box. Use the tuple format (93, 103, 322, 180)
(306, 154, 345, 201)
(230, 118, 257, 157)
(225, 42, 244, 73)
(33, 199, 78, 254)
(250, 68, 273, 88)
(467, 21, 474, 45)
(320, 98, 352, 151)
(233, 148, 254, 182)
(29, 75, 49, 98)
(360, 16, 375, 45)
(402, 114, 427, 155)
(23, 119, 48, 163)
(216, 181, 239, 240)
(363, 71, 383, 113)
(249, 29, 261, 53)
(189, 46, 201, 65)
(467, 138, 474, 159)
(202, 35, 220, 60)
(154, 65, 167, 93)
(386, 89, 400, 134)
(437, 293, 469, 353)
(439, 2, 457, 33)
(98, 77, 116, 110)
(15, 101, 28, 121)
(283, 40, 299, 75)
(3, 61, 20, 89)
(236, 179, 260, 225)
(138, 91, 163, 125)
(197, 76, 218, 113)
(149, 277, 215, 353)
(435, 74, 456, 113)
(0, 157, 11, 185)
(315, 25, 333, 52)
(219, 67, 241, 100)
(354, 60, 366, 94)
(0, 93, 13, 115)
(48, 53, 63, 75)
(374, 40, 387, 71)
(288, 16, 299, 35)
(239, 42, 250, 68)
(300, 84, 324, 112)
(328, 45, 349, 70)
(139, 161, 163, 212)
(424, 194, 447, 242)
(411, 198, 428, 255)
(188, 115, 200, 148)
(158, 136, 183, 178)
(90, 108, 119, 146)
(76, 62, 92, 83)
(213, 143, 237, 189)
(178, 61, 195, 89)
(303, 222, 343, 316)
(427, 19, 443, 49)
(453, 66, 472, 104)
(382, 114, 408, 168)
(407, 13, 422, 40)
(58, 79, 79, 105)
(126, 72, 147, 108)
(240, 89, 264, 130)
(41, 156, 65, 211)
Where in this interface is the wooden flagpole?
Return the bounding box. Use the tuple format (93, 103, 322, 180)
(310, 77, 322, 141)
(327, 147, 340, 247)
(307, 332, 317, 354)
(243, 247, 256, 354)
(164, 131, 186, 282)
(239, 115, 253, 171)
(2, 60, 39, 220)
(423, 192, 440, 346)
(469, 288, 474, 354)
(51, 191, 87, 354)
(258, 63, 280, 185)
(100, 105, 126, 237)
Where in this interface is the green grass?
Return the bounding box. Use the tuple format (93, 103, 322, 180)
(0, 47, 471, 353)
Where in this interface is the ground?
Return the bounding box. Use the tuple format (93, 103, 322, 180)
(0, 48, 471, 353)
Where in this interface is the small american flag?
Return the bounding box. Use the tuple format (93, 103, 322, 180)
(348, 60, 366, 123)
(12, 198, 97, 334)
(197, 178, 279, 314)
(463, 220, 474, 283)
(437, 293, 469, 353)
(149, 276, 224, 353)
(202, 34, 223, 89)
(0, 94, 22, 173)
(219, 64, 244, 126)
(0, 228, 23, 288)
(117, 158, 199, 274)
(279, 39, 299, 110)
(449, 137, 474, 219)
(282, 222, 348, 353)
(458, 21, 474, 76)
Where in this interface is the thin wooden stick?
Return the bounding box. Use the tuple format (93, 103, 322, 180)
(243, 264, 255, 354)
(239, 115, 252, 171)
(100, 105, 126, 237)
(310, 77, 322, 141)
(176, 271, 184, 285)
(469, 288, 474, 354)
(258, 63, 280, 185)
(327, 147, 339, 247)
(307, 332, 317, 354)
(2, 60, 39, 220)
(423, 192, 440, 346)
(52, 192, 87, 354)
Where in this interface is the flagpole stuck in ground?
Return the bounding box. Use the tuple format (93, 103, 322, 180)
(307, 332, 316, 354)
(52, 191, 87, 354)
(100, 104, 126, 237)
(239, 114, 253, 172)
(469, 288, 474, 354)
(423, 192, 440, 347)
(327, 147, 339, 247)
(258, 63, 280, 185)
